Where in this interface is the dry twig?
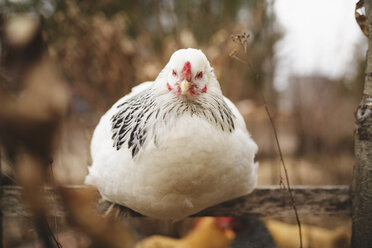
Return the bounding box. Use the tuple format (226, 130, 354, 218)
(261, 93, 303, 248)
(229, 32, 252, 66)
(229, 32, 303, 248)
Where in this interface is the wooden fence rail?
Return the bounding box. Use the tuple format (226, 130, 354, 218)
(0, 185, 351, 218)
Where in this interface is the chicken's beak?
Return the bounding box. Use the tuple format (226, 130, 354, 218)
(180, 79, 191, 95)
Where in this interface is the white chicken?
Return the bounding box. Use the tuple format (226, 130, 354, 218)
(85, 48, 258, 220)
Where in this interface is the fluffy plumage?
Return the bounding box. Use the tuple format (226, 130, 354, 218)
(85, 48, 258, 220)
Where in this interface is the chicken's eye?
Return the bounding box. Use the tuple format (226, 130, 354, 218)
(196, 72, 203, 79)
(172, 70, 177, 76)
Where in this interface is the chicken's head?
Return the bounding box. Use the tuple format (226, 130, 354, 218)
(164, 48, 216, 98)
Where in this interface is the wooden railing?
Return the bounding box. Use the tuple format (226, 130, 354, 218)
(0, 185, 351, 218)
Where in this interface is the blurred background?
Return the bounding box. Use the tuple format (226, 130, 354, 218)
(0, 0, 366, 247)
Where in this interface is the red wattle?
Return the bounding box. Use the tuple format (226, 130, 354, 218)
(190, 88, 196, 97)
(201, 85, 207, 93)
(166, 82, 172, 91)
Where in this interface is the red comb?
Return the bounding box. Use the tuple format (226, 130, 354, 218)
(215, 217, 234, 231)
(181, 61, 192, 82)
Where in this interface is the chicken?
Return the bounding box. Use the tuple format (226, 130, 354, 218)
(229, 218, 278, 248)
(265, 219, 350, 248)
(135, 217, 235, 248)
(85, 48, 258, 220)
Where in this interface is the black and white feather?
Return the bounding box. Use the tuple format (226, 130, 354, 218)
(111, 86, 235, 158)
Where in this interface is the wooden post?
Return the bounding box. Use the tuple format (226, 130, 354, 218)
(351, 1, 372, 247)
